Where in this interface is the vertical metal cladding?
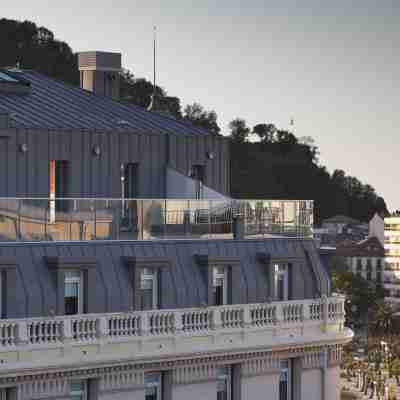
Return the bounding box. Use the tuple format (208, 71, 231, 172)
(0, 128, 230, 198)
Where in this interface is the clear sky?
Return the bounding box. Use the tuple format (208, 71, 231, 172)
(3, 0, 399, 210)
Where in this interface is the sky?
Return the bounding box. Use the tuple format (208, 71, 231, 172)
(3, 0, 400, 210)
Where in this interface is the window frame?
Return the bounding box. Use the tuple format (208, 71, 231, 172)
(274, 263, 289, 302)
(217, 366, 232, 400)
(213, 266, 228, 306)
(145, 372, 162, 400)
(64, 270, 84, 315)
(70, 380, 87, 400)
(279, 359, 292, 400)
(140, 268, 159, 310)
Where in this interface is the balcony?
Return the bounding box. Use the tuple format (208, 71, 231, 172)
(0, 198, 313, 242)
(0, 296, 348, 373)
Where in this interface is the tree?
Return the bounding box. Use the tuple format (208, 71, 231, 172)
(228, 118, 250, 143)
(372, 301, 400, 336)
(183, 103, 220, 135)
(275, 129, 298, 145)
(252, 123, 276, 143)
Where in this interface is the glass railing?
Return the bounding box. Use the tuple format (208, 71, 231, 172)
(0, 198, 313, 242)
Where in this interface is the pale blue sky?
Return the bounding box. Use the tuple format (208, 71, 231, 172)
(3, 1, 399, 209)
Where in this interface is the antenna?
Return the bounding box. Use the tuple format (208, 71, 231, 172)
(147, 26, 157, 111)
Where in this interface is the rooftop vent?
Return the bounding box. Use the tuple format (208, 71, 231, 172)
(0, 70, 31, 95)
(78, 51, 122, 100)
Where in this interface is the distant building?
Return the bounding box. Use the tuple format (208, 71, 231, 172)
(336, 237, 385, 284)
(384, 214, 400, 303)
(322, 215, 362, 236)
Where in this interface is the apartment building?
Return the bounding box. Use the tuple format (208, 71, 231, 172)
(384, 214, 400, 303)
(0, 52, 351, 400)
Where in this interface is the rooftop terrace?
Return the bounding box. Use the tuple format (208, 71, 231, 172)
(0, 198, 313, 242)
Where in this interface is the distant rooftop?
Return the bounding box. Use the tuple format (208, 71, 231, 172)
(322, 215, 361, 225)
(0, 69, 208, 136)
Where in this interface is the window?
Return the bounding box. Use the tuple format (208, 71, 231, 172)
(0, 388, 15, 400)
(145, 373, 162, 400)
(213, 266, 228, 306)
(279, 360, 291, 400)
(376, 271, 382, 282)
(49, 160, 70, 220)
(64, 271, 83, 315)
(217, 366, 231, 400)
(70, 381, 87, 400)
(275, 264, 289, 301)
(0, 271, 5, 319)
(140, 268, 158, 310)
(356, 259, 362, 271)
(191, 165, 205, 200)
(377, 259, 382, 270)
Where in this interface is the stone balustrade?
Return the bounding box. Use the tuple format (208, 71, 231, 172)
(0, 296, 345, 351)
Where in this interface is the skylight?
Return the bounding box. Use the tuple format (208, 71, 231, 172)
(0, 72, 18, 82)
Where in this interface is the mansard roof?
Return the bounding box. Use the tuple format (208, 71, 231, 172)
(0, 70, 207, 136)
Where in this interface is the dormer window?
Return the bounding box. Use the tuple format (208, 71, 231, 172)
(213, 266, 228, 306)
(145, 373, 162, 400)
(274, 263, 289, 301)
(64, 271, 83, 315)
(140, 268, 158, 310)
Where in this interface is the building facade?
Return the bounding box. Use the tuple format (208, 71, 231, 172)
(384, 215, 400, 303)
(336, 236, 385, 284)
(0, 52, 351, 400)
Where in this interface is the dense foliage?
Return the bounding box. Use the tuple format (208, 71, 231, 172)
(0, 18, 388, 222)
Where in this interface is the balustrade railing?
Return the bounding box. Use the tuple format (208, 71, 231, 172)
(0, 296, 344, 350)
(0, 198, 313, 242)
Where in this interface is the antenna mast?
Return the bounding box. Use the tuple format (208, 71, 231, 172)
(148, 26, 157, 111)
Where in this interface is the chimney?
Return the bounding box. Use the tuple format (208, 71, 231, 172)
(78, 51, 122, 100)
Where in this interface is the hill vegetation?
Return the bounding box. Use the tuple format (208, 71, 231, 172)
(0, 18, 387, 223)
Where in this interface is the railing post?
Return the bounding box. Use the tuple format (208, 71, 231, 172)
(174, 310, 183, 334)
(141, 312, 150, 336)
(243, 305, 252, 328)
(322, 295, 328, 333)
(97, 316, 108, 342)
(62, 318, 74, 343)
(212, 308, 222, 331)
(302, 300, 311, 322)
(17, 321, 29, 345)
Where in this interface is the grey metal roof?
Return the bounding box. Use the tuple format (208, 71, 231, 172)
(0, 238, 327, 319)
(0, 70, 208, 136)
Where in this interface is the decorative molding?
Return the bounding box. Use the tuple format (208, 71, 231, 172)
(327, 344, 343, 367)
(241, 354, 280, 377)
(302, 351, 323, 370)
(19, 378, 68, 399)
(45, 256, 97, 270)
(100, 370, 144, 391)
(173, 364, 217, 385)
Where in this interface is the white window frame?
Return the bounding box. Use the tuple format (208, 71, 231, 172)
(213, 266, 228, 305)
(141, 268, 158, 310)
(70, 380, 87, 400)
(279, 359, 292, 400)
(274, 263, 289, 301)
(217, 366, 232, 400)
(64, 270, 84, 315)
(145, 372, 162, 400)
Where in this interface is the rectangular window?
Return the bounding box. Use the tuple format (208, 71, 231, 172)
(275, 264, 289, 301)
(191, 165, 205, 200)
(65, 271, 83, 315)
(70, 381, 87, 400)
(217, 366, 231, 400)
(49, 160, 70, 220)
(376, 271, 382, 282)
(145, 373, 162, 400)
(377, 259, 382, 270)
(279, 360, 291, 400)
(0, 271, 5, 319)
(213, 266, 228, 306)
(140, 268, 158, 310)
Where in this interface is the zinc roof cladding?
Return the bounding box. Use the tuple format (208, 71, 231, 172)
(0, 70, 208, 136)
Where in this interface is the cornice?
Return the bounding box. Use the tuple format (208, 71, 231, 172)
(122, 256, 173, 269)
(193, 254, 241, 267)
(0, 257, 17, 270)
(44, 256, 97, 269)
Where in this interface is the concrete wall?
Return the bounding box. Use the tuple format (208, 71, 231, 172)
(241, 373, 279, 400)
(0, 128, 230, 199)
(173, 381, 217, 400)
(301, 369, 322, 400)
(325, 366, 340, 400)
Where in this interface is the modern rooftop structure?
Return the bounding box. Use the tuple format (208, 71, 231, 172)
(0, 51, 351, 400)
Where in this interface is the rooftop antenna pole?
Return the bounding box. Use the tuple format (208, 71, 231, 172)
(148, 26, 157, 111)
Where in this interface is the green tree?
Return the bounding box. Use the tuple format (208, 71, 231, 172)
(252, 123, 276, 143)
(183, 103, 220, 135)
(228, 118, 250, 143)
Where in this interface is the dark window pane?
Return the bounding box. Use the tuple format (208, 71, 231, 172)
(213, 285, 223, 306)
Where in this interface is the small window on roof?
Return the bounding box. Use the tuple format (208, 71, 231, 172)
(0, 72, 18, 82)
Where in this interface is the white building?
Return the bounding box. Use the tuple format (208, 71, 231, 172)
(384, 214, 400, 303)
